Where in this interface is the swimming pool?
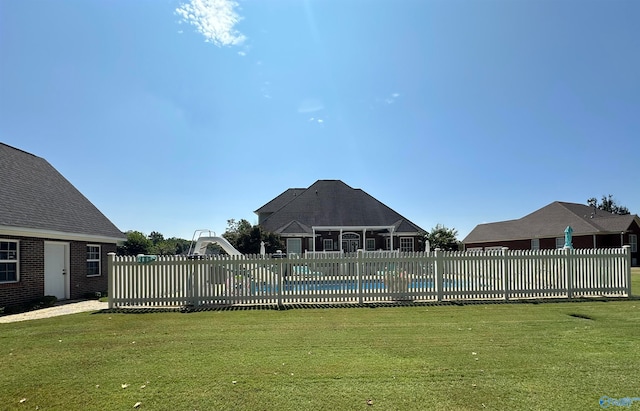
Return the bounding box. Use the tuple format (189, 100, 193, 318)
(256, 279, 460, 293)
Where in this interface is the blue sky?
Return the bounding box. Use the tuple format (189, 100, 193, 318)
(1, 0, 639, 241)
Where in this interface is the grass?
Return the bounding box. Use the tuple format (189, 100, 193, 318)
(2, 294, 640, 411)
(0, 267, 637, 410)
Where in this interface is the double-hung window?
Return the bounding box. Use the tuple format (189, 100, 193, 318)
(531, 239, 540, 250)
(323, 239, 333, 251)
(400, 237, 414, 252)
(87, 245, 101, 276)
(631, 234, 638, 253)
(555, 237, 564, 249)
(366, 238, 375, 251)
(0, 240, 19, 283)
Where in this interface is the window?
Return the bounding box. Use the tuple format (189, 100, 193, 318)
(286, 238, 302, 256)
(555, 237, 564, 249)
(531, 239, 540, 250)
(87, 245, 101, 276)
(366, 238, 375, 251)
(0, 240, 19, 283)
(323, 239, 333, 251)
(400, 237, 414, 252)
(630, 234, 638, 253)
(385, 237, 392, 250)
(308, 237, 314, 251)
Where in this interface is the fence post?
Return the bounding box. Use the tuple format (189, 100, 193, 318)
(107, 252, 116, 309)
(564, 247, 573, 299)
(502, 247, 509, 301)
(623, 245, 631, 297)
(434, 248, 443, 302)
(357, 249, 364, 305)
(277, 259, 283, 308)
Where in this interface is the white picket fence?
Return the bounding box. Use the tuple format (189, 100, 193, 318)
(107, 246, 632, 309)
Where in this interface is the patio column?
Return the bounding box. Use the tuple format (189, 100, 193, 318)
(312, 228, 316, 252)
(339, 229, 343, 252)
(362, 228, 366, 251)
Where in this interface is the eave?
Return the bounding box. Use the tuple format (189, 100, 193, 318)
(0, 225, 125, 244)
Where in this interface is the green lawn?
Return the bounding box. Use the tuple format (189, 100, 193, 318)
(2, 296, 640, 410)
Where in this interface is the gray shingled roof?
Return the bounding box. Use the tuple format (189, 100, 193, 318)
(254, 188, 306, 214)
(0, 143, 124, 242)
(463, 201, 640, 243)
(257, 180, 425, 235)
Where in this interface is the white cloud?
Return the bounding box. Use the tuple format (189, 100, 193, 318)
(176, 0, 246, 47)
(297, 98, 324, 113)
(237, 51, 246, 56)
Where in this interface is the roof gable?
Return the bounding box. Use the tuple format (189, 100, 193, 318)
(0, 143, 124, 242)
(259, 180, 425, 234)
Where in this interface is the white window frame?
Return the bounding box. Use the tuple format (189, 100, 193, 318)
(531, 238, 540, 250)
(286, 238, 302, 256)
(400, 237, 414, 252)
(385, 237, 392, 250)
(87, 244, 101, 277)
(555, 237, 564, 249)
(0, 239, 19, 283)
(630, 234, 638, 253)
(307, 237, 314, 252)
(323, 239, 333, 251)
(366, 238, 375, 251)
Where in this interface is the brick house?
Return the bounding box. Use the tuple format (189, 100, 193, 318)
(256, 180, 426, 254)
(463, 201, 640, 266)
(0, 143, 125, 308)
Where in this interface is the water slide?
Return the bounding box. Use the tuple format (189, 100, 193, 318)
(191, 236, 243, 256)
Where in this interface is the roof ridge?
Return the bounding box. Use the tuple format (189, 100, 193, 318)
(1, 142, 40, 158)
(556, 201, 603, 231)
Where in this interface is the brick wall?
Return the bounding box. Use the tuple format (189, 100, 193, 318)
(0, 236, 44, 308)
(1, 235, 116, 308)
(69, 241, 114, 299)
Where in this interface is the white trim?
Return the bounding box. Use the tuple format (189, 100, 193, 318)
(399, 237, 414, 252)
(0, 238, 20, 283)
(365, 238, 375, 251)
(87, 244, 101, 277)
(44, 241, 70, 300)
(630, 234, 638, 253)
(531, 238, 540, 250)
(286, 238, 302, 255)
(313, 225, 395, 231)
(0, 225, 124, 244)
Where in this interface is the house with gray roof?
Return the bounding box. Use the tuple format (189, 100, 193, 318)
(256, 180, 426, 254)
(463, 201, 639, 266)
(0, 143, 125, 308)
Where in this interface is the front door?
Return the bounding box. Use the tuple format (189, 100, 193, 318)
(44, 242, 69, 300)
(341, 233, 360, 252)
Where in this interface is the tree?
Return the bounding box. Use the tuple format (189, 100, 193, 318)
(148, 231, 165, 245)
(425, 224, 460, 251)
(587, 195, 630, 215)
(223, 218, 284, 254)
(118, 231, 152, 256)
